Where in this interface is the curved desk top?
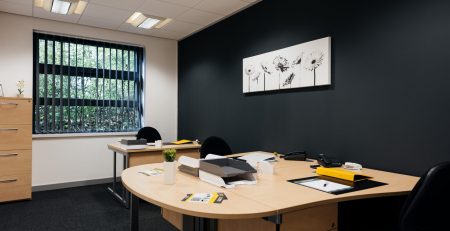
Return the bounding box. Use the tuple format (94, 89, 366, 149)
(121, 155, 419, 219)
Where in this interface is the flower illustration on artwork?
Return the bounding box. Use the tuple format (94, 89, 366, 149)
(292, 53, 303, 67)
(252, 72, 261, 84)
(244, 64, 258, 92)
(260, 62, 271, 90)
(282, 73, 295, 87)
(303, 51, 324, 86)
(273, 56, 289, 89)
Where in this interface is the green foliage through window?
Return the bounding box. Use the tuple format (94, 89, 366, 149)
(33, 33, 143, 134)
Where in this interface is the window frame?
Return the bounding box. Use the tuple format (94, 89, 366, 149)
(32, 32, 144, 135)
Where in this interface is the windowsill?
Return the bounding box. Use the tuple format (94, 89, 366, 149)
(32, 132, 137, 139)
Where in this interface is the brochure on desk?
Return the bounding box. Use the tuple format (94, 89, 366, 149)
(288, 176, 387, 195)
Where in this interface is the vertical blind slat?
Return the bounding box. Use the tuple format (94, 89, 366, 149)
(81, 41, 85, 132)
(43, 38, 48, 133)
(59, 40, 64, 131)
(34, 34, 41, 133)
(52, 38, 56, 132)
(67, 38, 71, 132)
(95, 44, 99, 132)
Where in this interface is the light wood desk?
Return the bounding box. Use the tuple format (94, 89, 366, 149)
(106, 142, 201, 207)
(121, 154, 418, 231)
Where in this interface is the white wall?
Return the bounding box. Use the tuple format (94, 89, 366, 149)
(0, 12, 178, 187)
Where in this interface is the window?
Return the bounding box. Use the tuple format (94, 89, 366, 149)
(33, 32, 144, 134)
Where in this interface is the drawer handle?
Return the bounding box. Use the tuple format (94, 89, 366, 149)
(0, 128, 19, 131)
(0, 102, 18, 106)
(0, 179, 17, 183)
(0, 153, 18, 157)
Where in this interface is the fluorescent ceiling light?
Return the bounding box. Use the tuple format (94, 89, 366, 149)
(34, 0, 87, 15)
(51, 0, 71, 14)
(138, 18, 160, 29)
(126, 12, 171, 29)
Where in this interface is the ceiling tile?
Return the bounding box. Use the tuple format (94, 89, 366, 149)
(159, 0, 202, 8)
(194, 0, 249, 15)
(82, 3, 132, 24)
(89, 0, 145, 11)
(139, 0, 189, 19)
(146, 28, 182, 40)
(78, 15, 122, 30)
(117, 23, 159, 36)
(0, 0, 32, 16)
(176, 8, 222, 26)
(33, 7, 81, 23)
(162, 20, 202, 34)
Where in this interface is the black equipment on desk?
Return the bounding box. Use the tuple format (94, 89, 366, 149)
(317, 154, 342, 168)
(282, 151, 307, 161)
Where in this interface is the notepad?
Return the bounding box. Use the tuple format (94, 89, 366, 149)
(298, 179, 352, 193)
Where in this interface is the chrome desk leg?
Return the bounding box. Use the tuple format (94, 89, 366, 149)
(130, 194, 140, 231)
(107, 151, 129, 208)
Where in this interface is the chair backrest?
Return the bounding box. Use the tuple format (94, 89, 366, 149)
(200, 136, 232, 158)
(399, 161, 450, 231)
(136, 127, 162, 143)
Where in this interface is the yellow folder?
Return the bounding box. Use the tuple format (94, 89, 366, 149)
(172, 139, 193, 145)
(316, 167, 372, 182)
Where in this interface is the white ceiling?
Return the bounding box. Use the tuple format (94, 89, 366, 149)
(0, 0, 260, 40)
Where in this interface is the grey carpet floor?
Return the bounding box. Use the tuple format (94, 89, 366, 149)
(0, 184, 178, 231)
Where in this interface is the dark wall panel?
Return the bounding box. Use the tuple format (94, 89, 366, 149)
(178, 0, 450, 176)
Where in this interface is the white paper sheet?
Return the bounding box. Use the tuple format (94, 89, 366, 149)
(299, 179, 352, 193)
(238, 152, 275, 162)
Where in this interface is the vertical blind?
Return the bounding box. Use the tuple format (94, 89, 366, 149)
(33, 32, 144, 134)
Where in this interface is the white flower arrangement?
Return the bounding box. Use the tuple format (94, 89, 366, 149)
(17, 80, 25, 95)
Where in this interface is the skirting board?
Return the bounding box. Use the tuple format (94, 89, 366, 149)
(32, 177, 121, 192)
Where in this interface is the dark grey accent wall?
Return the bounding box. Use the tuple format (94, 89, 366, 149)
(178, 0, 450, 176)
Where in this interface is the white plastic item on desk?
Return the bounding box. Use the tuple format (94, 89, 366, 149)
(258, 161, 275, 175)
(155, 140, 162, 148)
(178, 156, 200, 168)
(343, 162, 362, 170)
(164, 161, 176, 184)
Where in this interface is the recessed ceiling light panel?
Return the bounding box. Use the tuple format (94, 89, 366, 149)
(34, 0, 87, 15)
(126, 12, 172, 29)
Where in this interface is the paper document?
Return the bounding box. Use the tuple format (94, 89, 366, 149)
(181, 192, 227, 204)
(178, 156, 200, 168)
(298, 179, 352, 193)
(138, 168, 164, 176)
(120, 144, 146, 150)
(204, 154, 227, 160)
(238, 152, 275, 162)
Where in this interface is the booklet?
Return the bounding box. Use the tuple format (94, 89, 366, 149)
(181, 192, 228, 204)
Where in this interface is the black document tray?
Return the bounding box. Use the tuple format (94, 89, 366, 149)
(200, 158, 257, 177)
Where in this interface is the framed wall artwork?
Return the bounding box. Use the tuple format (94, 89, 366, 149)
(243, 37, 331, 93)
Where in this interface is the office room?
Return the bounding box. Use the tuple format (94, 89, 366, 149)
(0, 0, 449, 230)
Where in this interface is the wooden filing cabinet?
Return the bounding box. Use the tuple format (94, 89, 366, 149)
(0, 97, 32, 202)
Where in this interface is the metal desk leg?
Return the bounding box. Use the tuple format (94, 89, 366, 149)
(107, 151, 130, 208)
(183, 215, 217, 231)
(130, 194, 140, 231)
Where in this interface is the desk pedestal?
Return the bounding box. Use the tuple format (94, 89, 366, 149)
(162, 203, 337, 231)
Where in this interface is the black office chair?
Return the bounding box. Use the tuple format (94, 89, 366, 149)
(399, 161, 450, 231)
(136, 127, 162, 143)
(200, 136, 232, 158)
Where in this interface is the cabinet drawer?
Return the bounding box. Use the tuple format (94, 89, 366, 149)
(0, 99, 32, 125)
(0, 150, 31, 176)
(0, 173, 31, 202)
(0, 125, 32, 150)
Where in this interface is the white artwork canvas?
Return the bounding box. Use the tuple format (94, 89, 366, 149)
(243, 37, 331, 93)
